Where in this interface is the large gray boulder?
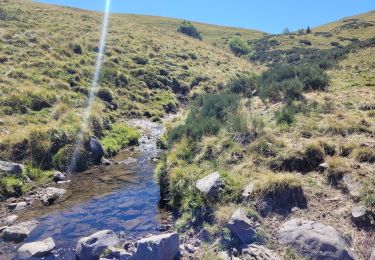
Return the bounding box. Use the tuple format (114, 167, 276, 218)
(277, 218, 354, 260)
(196, 172, 225, 201)
(1, 220, 39, 242)
(0, 160, 23, 176)
(88, 136, 105, 164)
(76, 230, 120, 260)
(40, 187, 66, 206)
(131, 232, 179, 260)
(228, 208, 256, 245)
(241, 245, 280, 260)
(17, 237, 55, 258)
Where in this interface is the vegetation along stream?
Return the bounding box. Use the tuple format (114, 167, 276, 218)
(0, 120, 171, 259)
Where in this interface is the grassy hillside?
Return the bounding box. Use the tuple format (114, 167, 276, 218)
(159, 10, 375, 260)
(0, 0, 263, 175)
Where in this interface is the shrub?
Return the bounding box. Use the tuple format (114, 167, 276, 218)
(227, 74, 257, 97)
(97, 88, 113, 103)
(297, 66, 329, 91)
(198, 93, 239, 122)
(53, 145, 90, 172)
(228, 37, 251, 56)
(282, 78, 304, 100)
(167, 93, 240, 144)
(355, 148, 375, 163)
(177, 20, 202, 40)
(101, 124, 140, 156)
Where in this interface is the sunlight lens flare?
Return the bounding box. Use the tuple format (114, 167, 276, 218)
(68, 0, 111, 173)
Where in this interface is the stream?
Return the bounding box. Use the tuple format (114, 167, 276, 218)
(0, 120, 171, 259)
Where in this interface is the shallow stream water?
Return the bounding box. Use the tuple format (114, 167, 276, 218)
(0, 120, 169, 259)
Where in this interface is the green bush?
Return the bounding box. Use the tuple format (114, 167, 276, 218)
(53, 145, 90, 172)
(258, 64, 329, 101)
(101, 124, 140, 156)
(168, 93, 240, 144)
(177, 20, 202, 40)
(198, 93, 239, 122)
(227, 74, 257, 97)
(228, 37, 251, 56)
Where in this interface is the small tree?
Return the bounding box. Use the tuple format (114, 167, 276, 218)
(282, 27, 290, 34)
(306, 26, 312, 34)
(228, 37, 251, 56)
(177, 20, 202, 40)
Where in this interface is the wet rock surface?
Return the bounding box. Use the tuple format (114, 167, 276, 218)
(17, 237, 55, 258)
(1, 220, 39, 242)
(278, 218, 354, 260)
(40, 187, 66, 206)
(76, 230, 120, 260)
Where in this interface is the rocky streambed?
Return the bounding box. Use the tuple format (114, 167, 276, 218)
(0, 119, 175, 259)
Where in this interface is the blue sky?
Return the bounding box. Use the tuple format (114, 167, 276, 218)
(35, 0, 374, 33)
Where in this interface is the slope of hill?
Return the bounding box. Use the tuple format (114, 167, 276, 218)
(0, 0, 262, 173)
(159, 10, 375, 260)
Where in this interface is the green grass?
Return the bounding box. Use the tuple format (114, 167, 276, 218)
(101, 124, 140, 156)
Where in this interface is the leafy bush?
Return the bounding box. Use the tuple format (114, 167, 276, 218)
(227, 74, 257, 97)
(258, 64, 329, 101)
(177, 20, 202, 40)
(228, 37, 251, 56)
(101, 124, 140, 156)
(198, 93, 239, 122)
(168, 93, 238, 144)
